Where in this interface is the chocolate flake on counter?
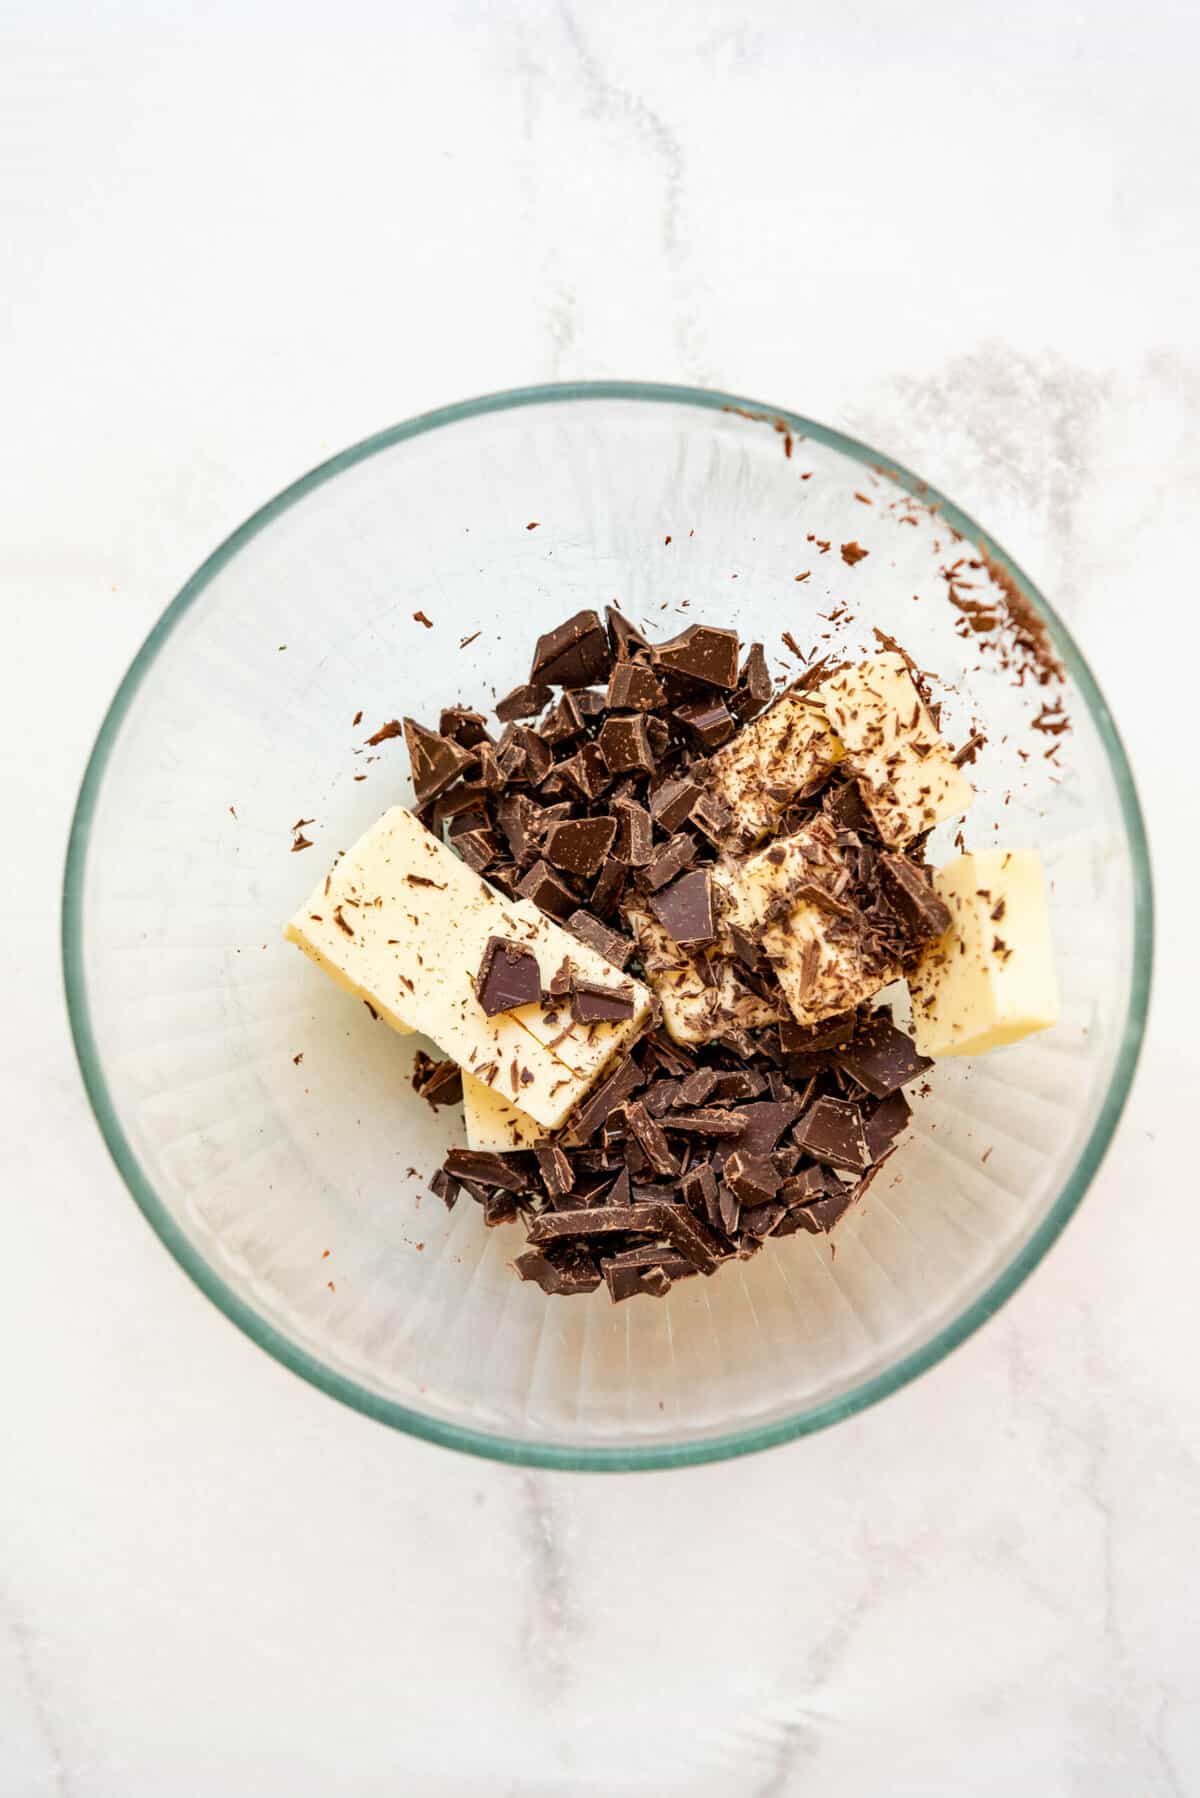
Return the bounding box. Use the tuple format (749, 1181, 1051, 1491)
(475, 936, 542, 1014)
(413, 610, 434, 628)
(953, 732, 986, 767)
(530, 609, 613, 688)
(365, 718, 403, 746)
(459, 630, 481, 650)
(496, 682, 552, 722)
(840, 541, 869, 566)
(291, 833, 313, 852)
(648, 868, 715, 948)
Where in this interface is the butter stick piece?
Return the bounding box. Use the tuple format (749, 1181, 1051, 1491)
(462, 1074, 546, 1151)
(908, 849, 1058, 1056)
(285, 807, 650, 1128)
(626, 904, 783, 1046)
(717, 828, 898, 1026)
(703, 692, 841, 850)
(810, 653, 971, 848)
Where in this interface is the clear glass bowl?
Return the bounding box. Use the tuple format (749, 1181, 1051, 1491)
(63, 384, 1152, 1469)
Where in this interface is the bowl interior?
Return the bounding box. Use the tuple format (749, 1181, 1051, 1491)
(65, 386, 1149, 1467)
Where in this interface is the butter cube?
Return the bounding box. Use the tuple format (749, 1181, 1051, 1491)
(703, 692, 841, 849)
(810, 653, 971, 848)
(285, 807, 650, 1129)
(625, 904, 785, 1045)
(908, 849, 1058, 1057)
(462, 1075, 546, 1150)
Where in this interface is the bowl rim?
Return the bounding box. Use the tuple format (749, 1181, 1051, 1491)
(62, 379, 1154, 1471)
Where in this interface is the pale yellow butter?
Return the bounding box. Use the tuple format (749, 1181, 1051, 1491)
(462, 1074, 546, 1150)
(703, 692, 841, 849)
(810, 653, 972, 848)
(285, 807, 650, 1129)
(908, 848, 1058, 1057)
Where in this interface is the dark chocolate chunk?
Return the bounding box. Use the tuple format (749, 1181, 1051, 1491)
(655, 624, 740, 689)
(483, 1192, 521, 1227)
(605, 605, 653, 661)
(823, 777, 874, 833)
(779, 1013, 857, 1055)
(564, 1055, 645, 1144)
(403, 718, 474, 804)
(731, 642, 773, 720)
(547, 955, 573, 999)
(740, 1200, 787, 1239)
(792, 1097, 870, 1171)
(527, 1204, 658, 1245)
(676, 1069, 719, 1107)
(606, 661, 665, 711)
(717, 1183, 741, 1237)
(612, 797, 654, 867)
(681, 1160, 719, 1216)
(430, 1167, 461, 1210)
(642, 834, 696, 892)
(454, 827, 500, 872)
(530, 609, 613, 688)
(495, 790, 539, 862)
(878, 853, 953, 945)
(791, 1185, 854, 1234)
(675, 697, 736, 749)
(535, 1143, 575, 1197)
(570, 980, 636, 1024)
(708, 1070, 767, 1102)
(566, 908, 634, 970)
(599, 714, 656, 775)
(688, 789, 734, 843)
(443, 1149, 529, 1192)
(475, 936, 542, 1014)
(649, 776, 702, 833)
(646, 716, 670, 761)
(510, 725, 553, 786)
(439, 706, 492, 747)
(664, 1109, 746, 1138)
(515, 1247, 602, 1296)
(556, 742, 612, 801)
(623, 1101, 680, 1178)
(588, 856, 627, 918)
(728, 1101, 805, 1158)
(575, 690, 607, 719)
(724, 1150, 782, 1206)
(864, 1089, 912, 1161)
(542, 816, 617, 879)
(540, 691, 587, 744)
(839, 1014, 932, 1097)
(517, 859, 578, 921)
(601, 1246, 695, 1302)
(496, 682, 552, 722)
(779, 1164, 832, 1206)
(647, 868, 715, 947)
(410, 1051, 463, 1109)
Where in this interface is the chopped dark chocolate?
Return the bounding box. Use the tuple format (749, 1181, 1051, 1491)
(439, 706, 492, 747)
(612, 796, 654, 866)
(530, 609, 613, 688)
(664, 1109, 746, 1137)
(792, 1097, 870, 1171)
(527, 1204, 657, 1245)
(588, 856, 627, 918)
(878, 853, 953, 946)
(454, 827, 500, 872)
(515, 1247, 602, 1296)
(724, 1150, 782, 1206)
(475, 936, 542, 1015)
(410, 1052, 463, 1109)
(728, 1101, 805, 1158)
(607, 661, 665, 711)
(642, 834, 696, 892)
(649, 776, 702, 834)
(740, 1200, 787, 1238)
(496, 682, 552, 722)
(570, 979, 636, 1024)
(444, 1149, 529, 1192)
(599, 714, 656, 775)
(647, 868, 715, 948)
(688, 789, 734, 842)
(564, 1055, 645, 1144)
(535, 1143, 575, 1197)
(839, 1014, 932, 1097)
(430, 1167, 461, 1211)
(556, 741, 612, 801)
(791, 1185, 854, 1235)
(542, 815, 617, 879)
(731, 642, 773, 719)
(655, 624, 740, 689)
(601, 1246, 695, 1302)
(605, 605, 653, 662)
(517, 859, 578, 921)
(540, 691, 587, 744)
(403, 718, 474, 804)
(677, 1069, 719, 1107)
(566, 908, 634, 969)
(624, 1101, 681, 1178)
(864, 1089, 912, 1161)
(675, 696, 736, 749)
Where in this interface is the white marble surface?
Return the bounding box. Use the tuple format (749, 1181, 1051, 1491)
(2, 1, 1197, 1791)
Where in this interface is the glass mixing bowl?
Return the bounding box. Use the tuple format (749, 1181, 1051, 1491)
(63, 384, 1151, 1469)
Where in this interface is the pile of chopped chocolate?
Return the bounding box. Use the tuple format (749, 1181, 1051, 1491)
(404, 606, 958, 1300)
